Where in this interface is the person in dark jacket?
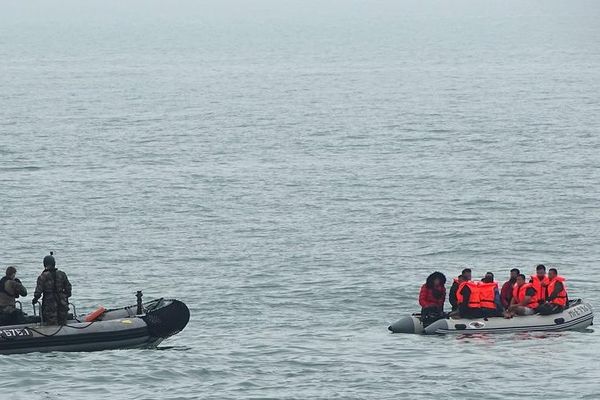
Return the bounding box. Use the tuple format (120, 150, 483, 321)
(32, 252, 72, 325)
(449, 268, 472, 311)
(0, 266, 28, 325)
(500, 268, 520, 309)
(418, 271, 447, 326)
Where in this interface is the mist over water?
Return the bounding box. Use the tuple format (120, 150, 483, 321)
(1, 0, 600, 398)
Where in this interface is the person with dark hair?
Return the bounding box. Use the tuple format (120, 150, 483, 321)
(32, 252, 72, 326)
(537, 268, 568, 315)
(0, 266, 28, 325)
(500, 268, 520, 309)
(504, 274, 538, 318)
(419, 271, 447, 326)
(530, 264, 549, 303)
(478, 272, 503, 317)
(449, 268, 472, 312)
(455, 273, 482, 319)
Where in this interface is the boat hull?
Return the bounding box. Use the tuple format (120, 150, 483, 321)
(0, 298, 189, 354)
(389, 300, 593, 335)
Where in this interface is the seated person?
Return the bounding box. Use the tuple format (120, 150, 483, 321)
(530, 264, 550, 303)
(504, 274, 538, 318)
(500, 268, 520, 309)
(449, 268, 472, 312)
(478, 272, 503, 317)
(537, 268, 567, 315)
(0, 266, 28, 325)
(419, 271, 446, 326)
(454, 274, 482, 319)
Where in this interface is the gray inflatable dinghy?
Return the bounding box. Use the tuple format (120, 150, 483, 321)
(0, 294, 190, 354)
(389, 299, 593, 335)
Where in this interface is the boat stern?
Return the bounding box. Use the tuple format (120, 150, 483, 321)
(142, 299, 190, 339)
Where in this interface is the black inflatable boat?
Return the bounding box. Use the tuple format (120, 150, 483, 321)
(0, 294, 190, 355)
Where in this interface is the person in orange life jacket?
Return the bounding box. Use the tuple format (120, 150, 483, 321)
(418, 271, 447, 326)
(530, 264, 550, 302)
(536, 268, 568, 315)
(500, 268, 520, 309)
(449, 268, 472, 312)
(504, 274, 538, 318)
(478, 272, 503, 317)
(454, 274, 483, 319)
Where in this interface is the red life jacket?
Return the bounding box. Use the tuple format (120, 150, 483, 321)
(477, 281, 498, 310)
(512, 283, 538, 309)
(547, 276, 567, 306)
(419, 284, 445, 308)
(456, 281, 480, 308)
(530, 275, 550, 302)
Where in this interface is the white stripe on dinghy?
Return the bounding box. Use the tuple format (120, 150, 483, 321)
(435, 314, 593, 334)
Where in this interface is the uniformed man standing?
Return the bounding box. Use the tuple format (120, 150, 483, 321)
(0, 266, 28, 325)
(32, 252, 72, 325)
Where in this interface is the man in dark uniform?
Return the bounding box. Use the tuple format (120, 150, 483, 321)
(32, 252, 72, 325)
(0, 266, 28, 325)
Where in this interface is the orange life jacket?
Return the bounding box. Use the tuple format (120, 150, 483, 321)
(512, 283, 538, 309)
(477, 281, 498, 310)
(530, 275, 550, 302)
(547, 276, 567, 306)
(456, 281, 480, 308)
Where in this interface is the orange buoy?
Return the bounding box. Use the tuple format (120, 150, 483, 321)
(84, 306, 107, 322)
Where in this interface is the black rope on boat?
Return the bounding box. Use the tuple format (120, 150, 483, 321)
(28, 321, 96, 336)
(63, 322, 96, 330)
(22, 325, 64, 338)
(0, 321, 97, 340)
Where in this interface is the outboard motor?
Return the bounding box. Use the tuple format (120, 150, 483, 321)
(142, 300, 190, 339)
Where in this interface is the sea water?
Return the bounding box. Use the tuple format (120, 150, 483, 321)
(1, 0, 599, 398)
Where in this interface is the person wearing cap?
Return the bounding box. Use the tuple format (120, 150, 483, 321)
(32, 252, 72, 325)
(0, 266, 28, 325)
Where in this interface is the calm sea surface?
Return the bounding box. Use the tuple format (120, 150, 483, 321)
(1, 0, 600, 398)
